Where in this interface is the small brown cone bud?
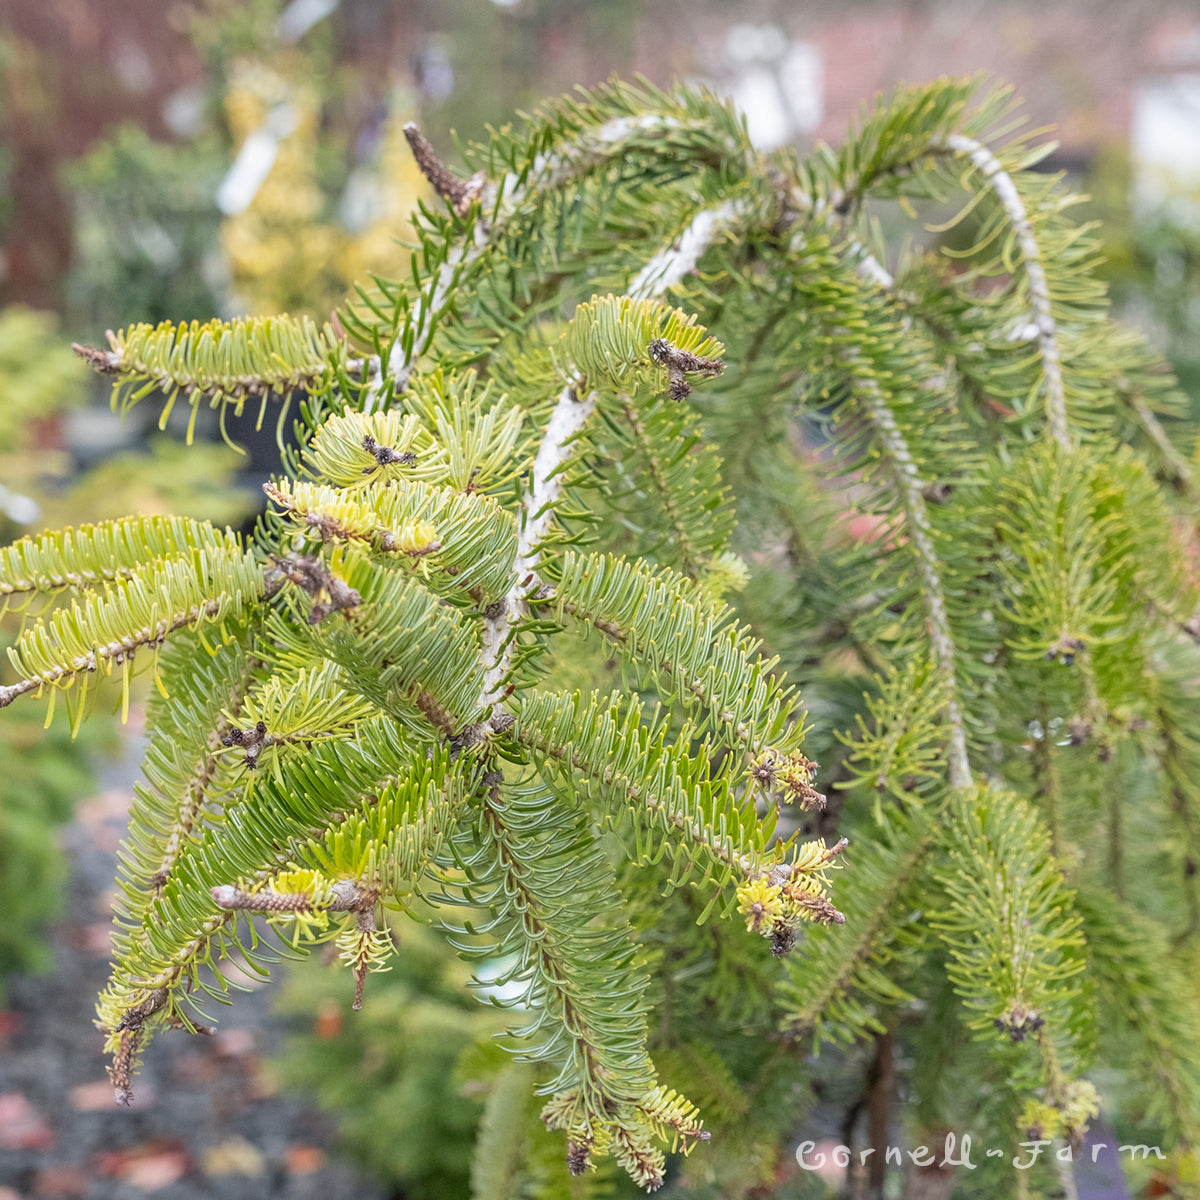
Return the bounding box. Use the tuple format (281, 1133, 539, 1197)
(567, 1141, 591, 1176)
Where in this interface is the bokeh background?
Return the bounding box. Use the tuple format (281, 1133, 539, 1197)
(1, 2, 1199, 1198)
(7, 0, 1200, 477)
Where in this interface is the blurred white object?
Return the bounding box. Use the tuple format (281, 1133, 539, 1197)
(216, 103, 298, 216)
(725, 22, 787, 65)
(162, 85, 208, 139)
(731, 65, 792, 150)
(779, 41, 823, 134)
(1132, 74, 1200, 227)
(277, 0, 338, 43)
(0, 484, 40, 526)
(717, 26, 824, 150)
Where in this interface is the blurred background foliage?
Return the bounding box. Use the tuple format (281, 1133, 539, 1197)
(64, 125, 227, 331)
(0, 672, 112, 997)
(2, 1, 1200, 1197)
(270, 917, 503, 1200)
(0, 301, 251, 993)
(1087, 145, 1200, 412)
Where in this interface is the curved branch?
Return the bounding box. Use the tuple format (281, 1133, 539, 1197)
(149, 662, 256, 891)
(933, 133, 1070, 450)
(614, 394, 705, 578)
(478, 199, 749, 709)
(515, 715, 756, 882)
(628, 199, 749, 299)
(1, 599, 223, 708)
(380, 113, 732, 400)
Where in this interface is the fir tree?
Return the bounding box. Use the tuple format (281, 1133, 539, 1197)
(3, 76, 1199, 1195)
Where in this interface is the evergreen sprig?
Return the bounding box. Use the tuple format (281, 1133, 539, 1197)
(75, 315, 340, 446)
(11, 72, 1200, 1193)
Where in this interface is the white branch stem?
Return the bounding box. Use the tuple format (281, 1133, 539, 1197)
(628, 199, 748, 299)
(936, 133, 1070, 450)
(0, 676, 42, 708)
(834, 239, 971, 787)
(370, 113, 714, 411)
(383, 243, 469, 395)
(853, 372, 972, 790)
(479, 382, 597, 708)
(477, 198, 748, 710)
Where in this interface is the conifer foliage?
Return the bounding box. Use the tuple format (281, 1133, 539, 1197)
(4, 76, 1200, 1192)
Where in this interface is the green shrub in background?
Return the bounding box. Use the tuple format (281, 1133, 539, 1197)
(49, 436, 259, 531)
(271, 917, 501, 1200)
(0, 304, 255, 996)
(0, 676, 110, 992)
(5, 75, 1200, 1200)
(64, 124, 226, 331)
(0, 309, 97, 994)
(0, 306, 90, 537)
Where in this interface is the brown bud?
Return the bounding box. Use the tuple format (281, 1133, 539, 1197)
(567, 1141, 591, 1176)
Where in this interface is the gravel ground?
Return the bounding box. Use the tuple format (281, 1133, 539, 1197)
(0, 731, 389, 1200)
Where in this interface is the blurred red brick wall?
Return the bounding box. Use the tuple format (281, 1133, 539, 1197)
(0, 0, 203, 308)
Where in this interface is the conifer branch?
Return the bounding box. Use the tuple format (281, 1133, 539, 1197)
(75, 317, 335, 438)
(448, 775, 670, 1184)
(211, 878, 373, 914)
(849, 372, 972, 789)
(616, 393, 704, 576)
(13, 74, 1188, 1182)
(0, 517, 246, 609)
(551, 552, 801, 760)
(934, 133, 1070, 449)
(628, 199, 749, 299)
(150, 657, 255, 891)
(102, 632, 259, 1025)
(782, 814, 933, 1040)
(784, 196, 976, 796)
(934, 787, 1088, 1057)
(1075, 888, 1200, 1143)
(99, 904, 238, 1074)
(101, 747, 451, 1084)
(3, 596, 224, 706)
(479, 381, 597, 709)
(0, 676, 42, 708)
(402, 122, 484, 217)
(375, 103, 741, 403)
(478, 298, 727, 704)
(485, 108, 734, 212)
(1118, 383, 1195, 496)
(383, 111, 726, 398)
(514, 696, 760, 882)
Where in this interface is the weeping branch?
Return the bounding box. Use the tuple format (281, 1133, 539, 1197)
(850, 371, 972, 790)
(382, 111, 734, 399)
(628, 199, 750, 299)
(934, 133, 1070, 450)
